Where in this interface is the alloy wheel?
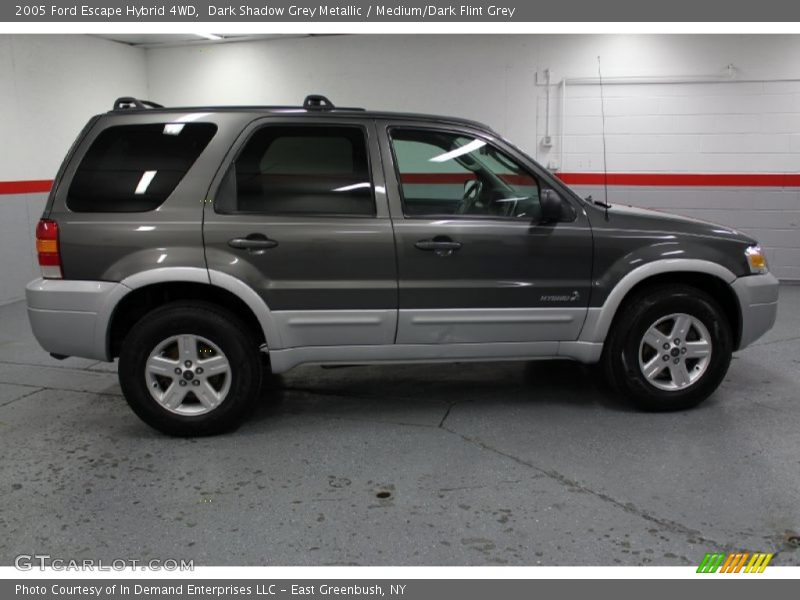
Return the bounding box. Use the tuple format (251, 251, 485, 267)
(144, 334, 232, 415)
(637, 313, 712, 392)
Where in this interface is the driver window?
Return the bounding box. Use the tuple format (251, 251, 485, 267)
(389, 128, 540, 219)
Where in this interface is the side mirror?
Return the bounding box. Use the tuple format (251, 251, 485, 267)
(539, 189, 563, 224)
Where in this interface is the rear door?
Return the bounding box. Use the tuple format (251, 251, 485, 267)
(203, 117, 397, 349)
(378, 121, 593, 345)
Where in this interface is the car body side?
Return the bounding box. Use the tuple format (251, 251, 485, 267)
(25, 109, 779, 372)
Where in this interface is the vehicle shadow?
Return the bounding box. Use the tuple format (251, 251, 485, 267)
(248, 359, 633, 426)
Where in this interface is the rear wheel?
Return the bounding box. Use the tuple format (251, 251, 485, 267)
(603, 285, 732, 411)
(119, 301, 262, 436)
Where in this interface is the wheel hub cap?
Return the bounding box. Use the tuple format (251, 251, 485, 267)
(638, 313, 712, 392)
(144, 334, 232, 416)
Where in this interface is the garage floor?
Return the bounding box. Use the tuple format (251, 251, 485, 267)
(1, 287, 798, 567)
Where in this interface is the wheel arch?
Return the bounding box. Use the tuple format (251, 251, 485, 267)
(106, 268, 281, 359)
(581, 259, 742, 349)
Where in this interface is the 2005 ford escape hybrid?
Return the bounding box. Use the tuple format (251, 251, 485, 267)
(26, 95, 779, 435)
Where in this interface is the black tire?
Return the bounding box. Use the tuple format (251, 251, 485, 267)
(602, 284, 733, 411)
(118, 301, 262, 436)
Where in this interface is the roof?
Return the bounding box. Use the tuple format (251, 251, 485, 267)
(108, 95, 494, 133)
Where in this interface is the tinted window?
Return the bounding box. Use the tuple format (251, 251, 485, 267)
(219, 125, 374, 216)
(67, 123, 217, 212)
(390, 128, 540, 219)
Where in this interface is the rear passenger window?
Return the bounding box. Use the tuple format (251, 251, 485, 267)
(67, 123, 217, 212)
(218, 125, 374, 216)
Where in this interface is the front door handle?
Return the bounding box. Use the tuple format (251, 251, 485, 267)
(415, 237, 462, 256)
(228, 234, 279, 254)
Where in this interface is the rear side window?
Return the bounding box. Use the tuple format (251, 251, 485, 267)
(216, 125, 374, 216)
(67, 123, 217, 212)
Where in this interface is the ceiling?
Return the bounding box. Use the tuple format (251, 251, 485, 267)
(94, 34, 311, 48)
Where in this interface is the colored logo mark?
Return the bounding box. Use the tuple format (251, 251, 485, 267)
(697, 552, 773, 573)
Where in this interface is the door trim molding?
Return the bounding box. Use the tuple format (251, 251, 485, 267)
(272, 309, 397, 348)
(268, 340, 603, 373)
(396, 307, 587, 344)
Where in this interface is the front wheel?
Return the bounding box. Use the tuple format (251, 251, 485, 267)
(118, 301, 262, 436)
(603, 285, 733, 411)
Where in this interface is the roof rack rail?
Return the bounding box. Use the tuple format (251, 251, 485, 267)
(302, 94, 365, 112)
(113, 97, 164, 111)
(110, 95, 366, 113)
(303, 94, 334, 110)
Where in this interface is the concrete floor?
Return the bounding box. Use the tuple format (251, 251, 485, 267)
(0, 287, 799, 567)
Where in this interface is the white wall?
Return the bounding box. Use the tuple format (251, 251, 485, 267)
(147, 35, 539, 151)
(147, 34, 800, 279)
(2, 34, 797, 306)
(539, 36, 800, 279)
(0, 35, 147, 304)
(146, 35, 800, 168)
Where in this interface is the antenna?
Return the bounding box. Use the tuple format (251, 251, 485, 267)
(597, 56, 610, 219)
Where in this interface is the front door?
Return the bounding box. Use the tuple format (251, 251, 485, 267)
(203, 118, 397, 348)
(379, 123, 593, 344)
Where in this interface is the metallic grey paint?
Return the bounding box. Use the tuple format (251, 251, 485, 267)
(203, 117, 397, 322)
(375, 119, 594, 343)
(584, 202, 756, 307)
(28, 105, 779, 369)
(577, 258, 738, 345)
(50, 112, 252, 282)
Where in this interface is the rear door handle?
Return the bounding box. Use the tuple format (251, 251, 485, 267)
(228, 235, 279, 253)
(415, 237, 462, 256)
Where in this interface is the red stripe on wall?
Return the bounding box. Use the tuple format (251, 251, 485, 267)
(402, 173, 473, 184)
(401, 172, 800, 187)
(3, 173, 800, 195)
(401, 173, 534, 185)
(555, 172, 800, 187)
(0, 180, 53, 195)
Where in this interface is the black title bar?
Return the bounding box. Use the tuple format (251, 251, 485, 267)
(5, 0, 800, 22)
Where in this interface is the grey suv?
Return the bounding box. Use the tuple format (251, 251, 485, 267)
(26, 95, 779, 435)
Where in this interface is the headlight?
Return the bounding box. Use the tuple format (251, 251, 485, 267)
(745, 245, 768, 274)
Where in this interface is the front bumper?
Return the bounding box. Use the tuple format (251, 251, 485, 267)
(25, 278, 128, 361)
(731, 273, 780, 349)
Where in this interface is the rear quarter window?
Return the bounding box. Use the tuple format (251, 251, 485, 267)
(67, 122, 217, 212)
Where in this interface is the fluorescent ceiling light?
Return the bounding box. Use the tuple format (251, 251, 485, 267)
(195, 33, 222, 41)
(164, 113, 212, 135)
(176, 112, 211, 123)
(332, 182, 372, 192)
(163, 123, 185, 135)
(429, 139, 486, 163)
(135, 171, 157, 195)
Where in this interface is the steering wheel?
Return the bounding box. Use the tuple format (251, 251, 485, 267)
(456, 178, 484, 215)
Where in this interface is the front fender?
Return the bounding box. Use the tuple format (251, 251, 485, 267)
(579, 258, 737, 344)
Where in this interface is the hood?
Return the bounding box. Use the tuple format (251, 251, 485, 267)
(600, 203, 757, 245)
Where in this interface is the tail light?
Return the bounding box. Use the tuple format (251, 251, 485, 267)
(35, 219, 62, 279)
